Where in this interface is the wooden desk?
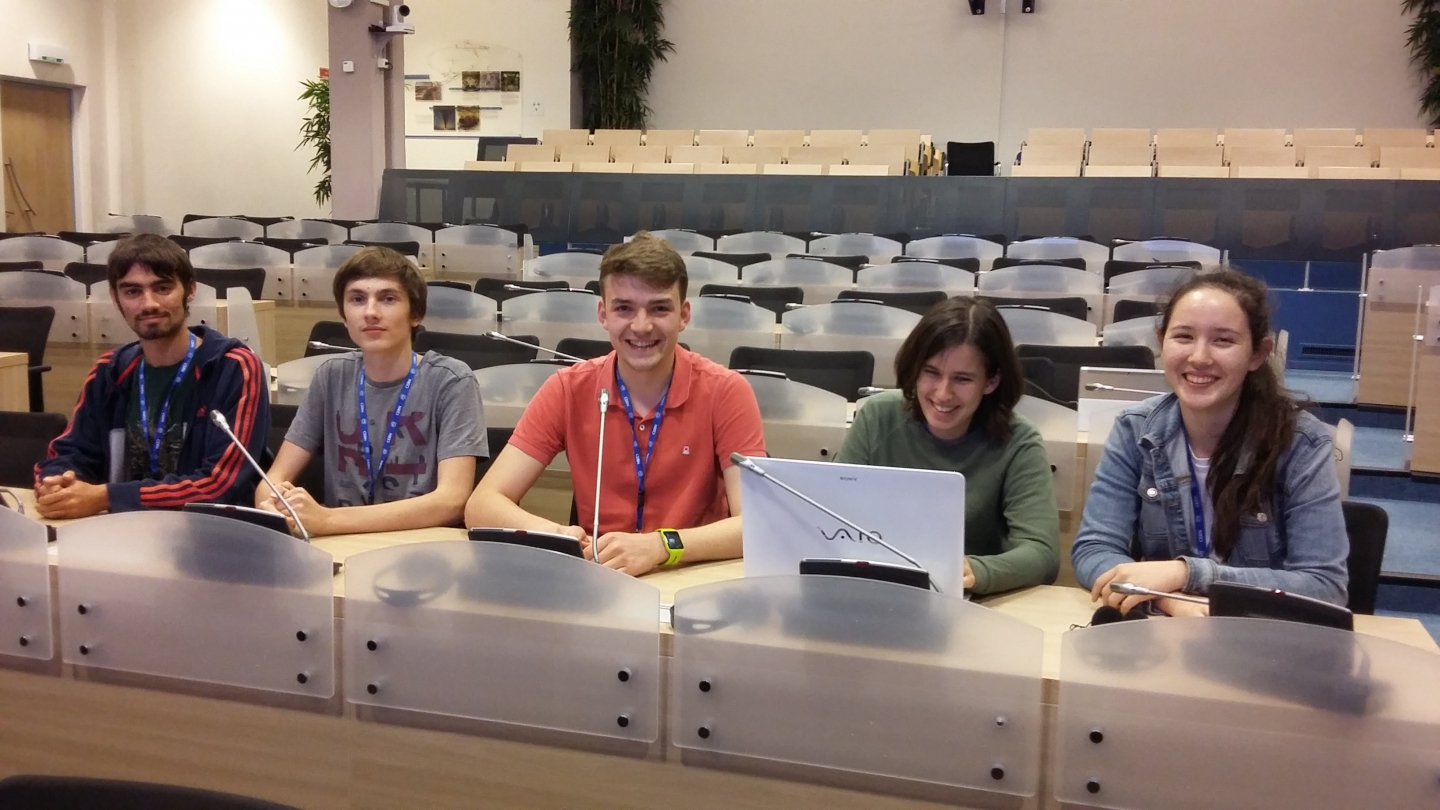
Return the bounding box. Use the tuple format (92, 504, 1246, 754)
(0, 351, 29, 412)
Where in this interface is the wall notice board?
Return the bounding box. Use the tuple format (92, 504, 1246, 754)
(404, 41, 523, 137)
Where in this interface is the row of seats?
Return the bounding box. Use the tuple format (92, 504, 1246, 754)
(464, 159, 902, 177)
(539, 128, 926, 149)
(1015, 144, 1440, 179)
(1023, 127, 1437, 149)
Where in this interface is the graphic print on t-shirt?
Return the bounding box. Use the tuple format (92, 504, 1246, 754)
(333, 407, 430, 506)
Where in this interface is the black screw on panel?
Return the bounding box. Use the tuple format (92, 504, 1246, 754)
(296, 630, 308, 642)
(367, 683, 379, 695)
(78, 644, 91, 656)
(616, 715, 630, 728)
(77, 604, 89, 615)
(15, 597, 26, 607)
(366, 639, 379, 652)
(18, 636, 29, 647)
(990, 766, 1005, 781)
(1086, 779, 1101, 794)
(698, 725, 711, 739)
(698, 679, 712, 692)
(616, 669, 631, 682)
(296, 672, 309, 685)
(994, 716, 1007, 727)
(1089, 729, 1104, 744)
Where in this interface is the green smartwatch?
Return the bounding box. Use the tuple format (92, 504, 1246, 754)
(658, 528, 685, 567)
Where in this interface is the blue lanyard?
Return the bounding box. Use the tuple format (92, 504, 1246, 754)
(613, 369, 669, 532)
(1180, 425, 1210, 559)
(358, 354, 419, 505)
(138, 332, 197, 476)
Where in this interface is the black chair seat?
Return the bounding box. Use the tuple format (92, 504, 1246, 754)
(427, 280, 472, 292)
(981, 295, 1090, 322)
(1015, 344, 1156, 406)
(693, 251, 770, 269)
(415, 331, 539, 370)
(699, 284, 803, 322)
(1342, 501, 1388, 615)
(194, 267, 266, 300)
(946, 141, 996, 176)
(0, 774, 299, 810)
(788, 253, 867, 272)
(891, 256, 981, 273)
(1103, 259, 1201, 284)
(346, 239, 420, 257)
(476, 426, 513, 484)
(257, 237, 326, 255)
(0, 411, 67, 487)
(0, 260, 45, 273)
(555, 337, 613, 361)
(836, 289, 946, 316)
(729, 346, 874, 401)
(241, 216, 294, 229)
(1112, 299, 1162, 324)
(169, 234, 240, 251)
(993, 256, 1087, 272)
(304, 321, 357, 357)
(0, 305, 55, 411)
(63, 262, 110, 288)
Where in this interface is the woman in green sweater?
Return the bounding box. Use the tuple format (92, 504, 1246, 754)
(835, 296, 1060, 595)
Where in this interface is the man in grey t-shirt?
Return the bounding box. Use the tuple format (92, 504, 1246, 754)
(258, 247, 488, 536)
(285, 351, 487, 508)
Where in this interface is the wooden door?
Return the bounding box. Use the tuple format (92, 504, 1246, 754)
(1, 80, 75, 233)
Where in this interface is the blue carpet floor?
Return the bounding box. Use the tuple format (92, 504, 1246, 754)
(1284, 369, 1355, 404)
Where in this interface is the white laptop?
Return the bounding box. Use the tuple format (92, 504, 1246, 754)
(739, 456, 966, 594)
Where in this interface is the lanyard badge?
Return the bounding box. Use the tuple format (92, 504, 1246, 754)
(613, 369, 669, 533)
(358, 354, 420, 505)
(138, 332, 198, 476)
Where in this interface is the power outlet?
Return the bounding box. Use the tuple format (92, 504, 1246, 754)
(528, 97, 544, 117)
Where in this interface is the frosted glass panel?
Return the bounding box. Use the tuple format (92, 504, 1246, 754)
(184, 217, 263, 240)
(1107, 265, 1199, 296)
(436, 225, 521, 281)
(0, 507, 52, 661)
(525, 252, 602, 286)
(685, 297, 776, 364)
(276, 354, 338, 406)
(267, 219, 348, 244)
(1426, 288, 1440, 346)
(422, 288, 499, 335)
(0, 272, 89, 344)
(683, 255, 740, 288)
(980, 264, 1103, 296)
(1368, 266, 1440, 306)
(86, 240, 119, 264)
(184, 283, 220, 333)
(293, 244, 364, 305)
(0, 235, 85, 270)
(1111, 239, 1221, 264)
(189, 242, 293, 302)
(1014, 394, 1079, 512)
(1057, 618, 1440, 810)
(474, 362, 564, 428)
(743, 258, 854, 306)
(808, 234, 901, 263)
(500, 291, 607, 349)
(224, 288, 264, 357)
(1006, 237, 1110, 270)
(1000, 308, 1098, 347)
(1101, 318, 1162, 354)
(857, 262, 975, 294)
(741, 374, 848, 461)
(345, 541, 661, 742)
(716, 231, 806, 256)
(780, 302, 919, 387)
(651, 229, 715, 253)
(904, 236, 1004, 270)
(1368, 246, 1440, 271)
(672, 576, 1042, 797)
(57, 512, 335, 697)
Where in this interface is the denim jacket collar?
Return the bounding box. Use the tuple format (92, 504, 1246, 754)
(1135, 394, 1251, 477)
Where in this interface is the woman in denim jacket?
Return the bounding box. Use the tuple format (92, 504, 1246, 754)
(1071, 270, 1348, 616)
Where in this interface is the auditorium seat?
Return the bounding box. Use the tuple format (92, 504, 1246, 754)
(559, 144, 612, 164)
(182, 216, 263, 240)
(699, 284, 803, 321)
(671, 145, 723, 164)
(1379, 147, 1440, 169)
(1293, 128, 1358, 150)
(729, 346, 875, 402)
(807, 129, 864, 148)
(1086, 145, 1153, 167)
(785, 147, 847, 168)
(1155, 145, 1224, 167)
(634, 162, 693, 174)
(591, 129, 643, 147)
(576, 162, 631, 174)
(1228, 146, 1297, 168)
(1155, 128, 1218, 147)
(752, 130, 806, 149)
(507, 143, 557, 162)
(1089, 128, 1152, 147)
(542, 128, 591, 147)
(1301, 145, 1378, 172)
(1222, 128, 1288, 151)
(696, 129, 749, 147)
(1362, 127, 1429, 148)
(518, 161, 572, 173)
(727, 145, 784, 165)
(1025, 128, 1086, 148)
(945, 141, 996, 176)
(612, 145, 668, 164)
(642, 129, 695, 148)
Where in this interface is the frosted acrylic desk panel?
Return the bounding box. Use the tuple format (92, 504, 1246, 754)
(524, 252, 602, 289)
(1014, 394, 1080, 512)
(293, 244, 364, 305)
(716, 231, 806, 257)
(1366, 263, 1440, 306)
(1056, 618, 1440, 810)
(189, 242, 294, 303)
(267, 218, 348, 245)
(1005, 236, 1110, 272)
(1100, 318, 1161, 354)
(500, 290, 608, 349)
(422, 288, 499, 335)
(682, 255, 741, 294)
(0, 272, 89, 344)
(275, 354, 338, 407)
(184, 216, 262, 240)
(979, 264, 1104, 325)
(740, 456, 965, 593)
(57, 512, 335, 697)
(1111, 239, 1221, 265)
(856, 262, 976, 297)
(1076, 367, 1169, 431)
(352, 222, 436, 271)
(741, 373, 848, 461)
(435, 225, 522, 281)
(473, 362, 564, 429)
(0, 235, 84, 271)
(671, 576, 1042, 797)
(1104, 265, 1203, 324)
(651, 229, 716, 253)
(999, 307, 1098, 347)
(808, 233, 902, 264)
(0, 507, 53, 661)
(685, 296, 777, 365)
(780, 302, 920, 388)
(904, 235, 1004, 271)
(743, 259, 854, 308)
(344, 541, 661, 744)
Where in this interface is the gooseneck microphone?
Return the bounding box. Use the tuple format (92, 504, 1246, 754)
(483, 331, 585, 363)
(1084, 382, 1167, 396)
(307, 340, 356, 353)
(591, 388, 610, 561)
(209, 410, 310, 542)
(729, 453, 938, 592)
(1108, 581, 1209, 604)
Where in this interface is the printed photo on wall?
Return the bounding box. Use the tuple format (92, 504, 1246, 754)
(457, 106, 481, 131)
(433, 105, 457, 131)
(478, 71, 502, 91)
(414, 81, 442, 101)
(500, 71, 521, 92)
(461, 71, 482, 91)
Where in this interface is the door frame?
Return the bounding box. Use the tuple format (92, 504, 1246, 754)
(0, 76, 83, 233)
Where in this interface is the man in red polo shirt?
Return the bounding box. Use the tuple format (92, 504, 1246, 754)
(465, 232, 767, 576)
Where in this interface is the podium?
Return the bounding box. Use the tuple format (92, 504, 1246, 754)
(56, 512, 335, 697)
(672, 575, 1044, 800)
(1056, 617, 1440, 809)
(0, 507, 52, 661)
(344, 541, 662, 746)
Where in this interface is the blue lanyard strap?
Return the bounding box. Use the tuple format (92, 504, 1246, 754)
(138, 332, 197, 476)
(358, 354, 420, 505)
(613, 369, 669, 533)
(1180, 425, 1210, 559)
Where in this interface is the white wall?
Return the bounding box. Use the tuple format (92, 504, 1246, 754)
(110, 0, 329, 226)
(1, 0, 110, 229)
(403, 0, 572, 169)
(650, 0, 1427, 153)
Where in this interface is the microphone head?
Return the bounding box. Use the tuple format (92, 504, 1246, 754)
(598, 387, 610, 410)
(485, 331, 504, 339)
(1090, 605, 1125, 626)
(209, 410, 230, 431)
(1109, 581, 1148, 596)
(1084, 383, 1107, 391)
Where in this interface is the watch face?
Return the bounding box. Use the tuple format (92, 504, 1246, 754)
(662, 530, 683, 550)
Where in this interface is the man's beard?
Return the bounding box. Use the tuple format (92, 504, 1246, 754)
(132, 313, 185, 341)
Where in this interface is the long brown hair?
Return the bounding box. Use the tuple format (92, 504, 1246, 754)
(1158, 269, 1298, 559)
(894, 296, 1024, 443)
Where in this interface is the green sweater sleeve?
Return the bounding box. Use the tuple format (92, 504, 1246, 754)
(833, 402, 876, 465)
(967, 428, 1061, 595)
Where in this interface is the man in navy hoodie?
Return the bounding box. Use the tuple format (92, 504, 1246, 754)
(34, 234, 270, 518)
